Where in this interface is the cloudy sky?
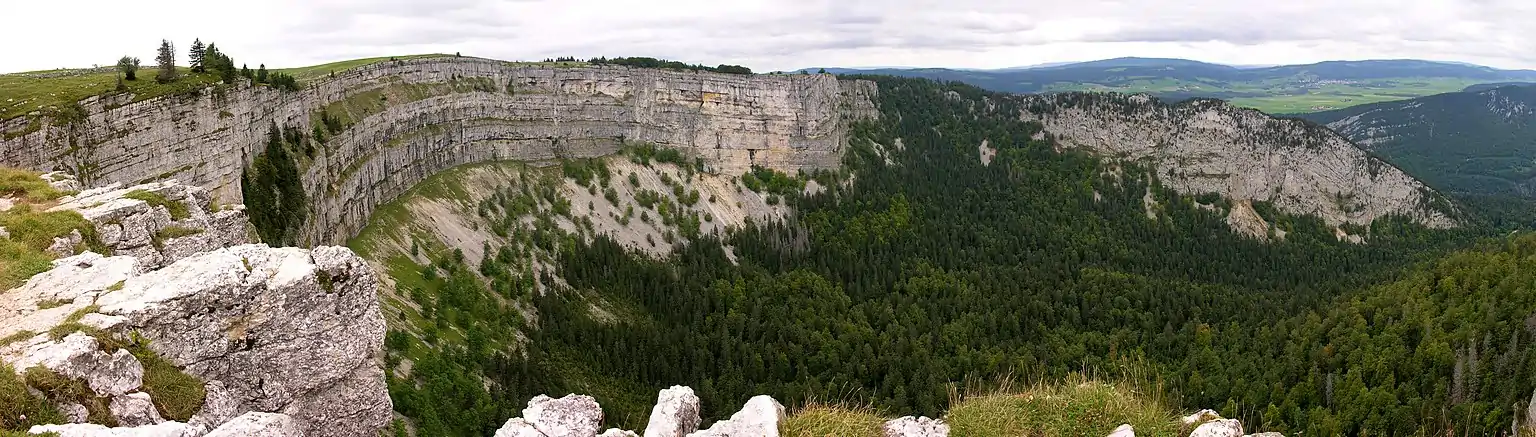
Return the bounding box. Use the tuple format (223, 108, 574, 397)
(6, 0, 1535, 73)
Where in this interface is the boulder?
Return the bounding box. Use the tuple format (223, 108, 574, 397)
(89, 245, 390, 437)
(1243, 433, 1285, 437)
(644, 385, 701, 437)
(495, 418, 547, 437)
(523, 394, 604, 437)
(601, 429, 640, 437)
(1189, 419, 1244, 437)
(10, 332, 144, 396)
(1182, 409, 1222, 426)
(47, 229, 83, 257)
(882, 416, 948, 437)
(686, 395, 784, 437)
(109, 392, 165, 427)
(204, 412, 303, 437)
(1107, 424, 1135, 437)
(57, 402, 89, 423)
(1, 244, 390, 436)
(28, 421, 192, 437)
(41, 171, 82, 192)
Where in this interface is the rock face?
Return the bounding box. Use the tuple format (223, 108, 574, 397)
(644, 386, 701, 437)
(686, 395, 784, 437)
(47, 179, 252, 268)
(1188, 419, 1244, 437)
(882, 416, 949, 437)
(0, 58, 878, 246)
(202, 412, 302, 437)
(1018, 93, 1457, 229)
(523, 394, 605, 437)
(29, 421, 194, 437)
(0, 244, 388, 436)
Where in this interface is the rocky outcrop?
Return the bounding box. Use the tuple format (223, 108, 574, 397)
(686, 395, 784, 437)
(1017, 93, 1456, 230)
(882, 416, 949, 437)
(1167, 410, 1283, 437)
(1, 244, 388, 436)
(644, 386, 701, 437)
(0, 58, 878, 246)
(202, 412, 302, 437)
(47, 179, 252, 268)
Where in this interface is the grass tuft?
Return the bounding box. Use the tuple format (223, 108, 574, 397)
(123, 189, 190, 221)
(23, 366, 115, 426)
(783, 402, 885, 437)
(0, 168, 63, 202)
(0, 362, 64, 431)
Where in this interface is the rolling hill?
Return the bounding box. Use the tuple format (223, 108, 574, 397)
(1302, 85, 1536, 200)
(820, 58, 1536, 113)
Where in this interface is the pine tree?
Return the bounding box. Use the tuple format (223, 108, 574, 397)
(155, 39, 177, 83)
(189, 39, 206, 73)
(241, 64, 252, 80)
(256, 64, 268, 83)
(116, 56, 140, 81)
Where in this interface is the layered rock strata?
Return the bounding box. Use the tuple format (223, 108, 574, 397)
(1017, 93, 1456, 229)
(1, 243, 389, 436)
(0, 57, 878, 246)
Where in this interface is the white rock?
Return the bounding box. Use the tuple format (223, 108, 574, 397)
(58, 401, 89, 423)
(495, 418, 547, 437)
(1182, 409, 1222, 426)
(47, 229, 84, 257)
(644, 385, 701, 437)
(685, 395, 784, 437)
(17, 252, 140, 305)
(882, 416, 948, 437)
(1107, 424, 1135, 437)
(88, 244, 390, 437)
(1243, 433, 1284, 437)
(28, 421, 192, 437)
(11, 332, 144, 396)
(601, 429, 640, 437)
(110, 392, 164, 427)
(204, 412, 302, 437)
(1189, 419, 1244, 437)
(524, 394, 604, 437)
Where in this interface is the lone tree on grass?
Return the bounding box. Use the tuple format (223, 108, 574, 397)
(116, 56, 140, 81)
(155, 39, 177, 83)
(189, 39, 206, 73)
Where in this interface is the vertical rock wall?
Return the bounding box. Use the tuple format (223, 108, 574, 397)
(0, 58, 878, 245)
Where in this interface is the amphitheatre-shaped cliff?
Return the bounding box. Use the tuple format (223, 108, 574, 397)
(0, 57, 879, 245)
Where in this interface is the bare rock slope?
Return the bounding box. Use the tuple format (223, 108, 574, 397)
(1018, 93, 1457, 230)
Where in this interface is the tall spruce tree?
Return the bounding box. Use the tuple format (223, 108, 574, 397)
(155, 39, 177, 83)
(256, 64, 268, 83)
(189, 39, 206, 73)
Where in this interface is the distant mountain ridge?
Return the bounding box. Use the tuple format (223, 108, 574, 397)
(1302, 84, 1536, 199)
(815, 58, 1536, 113)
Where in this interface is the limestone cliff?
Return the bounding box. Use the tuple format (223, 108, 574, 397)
(1017, 93, 1457, 229)
(0, 57, 877, 246)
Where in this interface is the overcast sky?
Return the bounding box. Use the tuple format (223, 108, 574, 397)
(7, 0, 1536, 73)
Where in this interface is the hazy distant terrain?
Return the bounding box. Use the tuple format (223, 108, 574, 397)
(821, 57, 1536, 113)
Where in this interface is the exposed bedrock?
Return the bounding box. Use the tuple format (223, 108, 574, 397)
(0, 57, 878, 245)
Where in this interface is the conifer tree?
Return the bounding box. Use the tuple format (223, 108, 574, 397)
(189, 39, 206, 73)
(155, 39, 177, 83)
(241, 64, 252, 80)
(256, 64, 268, 83)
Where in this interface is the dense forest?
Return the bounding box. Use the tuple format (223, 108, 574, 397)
(380, 76, 1536, 436)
